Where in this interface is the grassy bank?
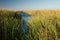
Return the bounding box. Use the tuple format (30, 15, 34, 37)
(0, 10, 23, 40)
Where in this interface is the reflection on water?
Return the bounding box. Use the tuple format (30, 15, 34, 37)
(19, 11, 31, 40)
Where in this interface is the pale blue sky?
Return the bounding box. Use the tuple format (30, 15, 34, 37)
(0, 0, 60, 10)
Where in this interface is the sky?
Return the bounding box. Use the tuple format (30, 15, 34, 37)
(0, 0, 60, 10)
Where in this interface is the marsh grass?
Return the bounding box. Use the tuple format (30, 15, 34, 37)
(0, 10, 60, 40)
(28, 10, 60, 40)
